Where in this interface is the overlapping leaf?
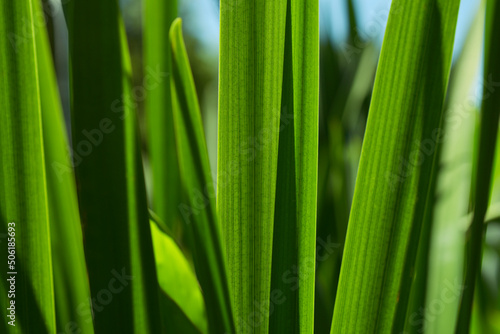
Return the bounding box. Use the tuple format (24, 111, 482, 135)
(63, 1, 161, 332)
(0, 1, 55, 333)
(218, 1, 287, 333)
(150, 221, 207, 334)
(457, 0, 500, 331)
(35, 0, 94, 331)
(270, 0, 319, 332)
(422, 3, 484, 332)
(170, 18, 235, 334)
(331, 0, 460, 332)
(144, 0, 181, 233)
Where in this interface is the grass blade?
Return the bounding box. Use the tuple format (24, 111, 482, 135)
(144, 0, 181, 232)
(64, 2, 161, 332)
(170, 18, 235, 334)
(290, 0, 319, 329)
(421, 4, 484, 332)
(121, 19, 163, 333)
(0, 0, 55, 332)
(330, 0, 460, 332)
(270, 5, 298, 332)
(218, 1, 287, 332)
(457, 0, 500, 330)
(270, 0, 319, 332)
(34, 0, 94, 332)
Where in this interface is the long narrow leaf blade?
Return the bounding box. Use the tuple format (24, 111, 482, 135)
(0, 0, 55, 332)
(120, 19, 163, 333)
(144, 0, 181, 232)
(290, 0, 319, 330)
(34, 0, 94, 331)
(170, 18, 235, 334)
(218, 1, 287, 332)
(64, 2, 161, 332)
(423, 4, 484, 332)
(0, 0, 56, 333)
(457, 0, 500, 330)
(270, 0, 319, 332)
(331, 0, 460, 332)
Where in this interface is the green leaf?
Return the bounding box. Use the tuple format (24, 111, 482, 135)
(144, 0, 181, 233)
(457, 0, 500, 330)
(34, 0, 94, 332)
(422, 3, 484, 332)
(289, 0, 319, 328)
(169, 18, 235, 334)
(64, 2, 161, 332)
(150, 221, 207, 334)
(120, 18, 164, 334)
(269, 5, 299, 333)
(330, 0, 460, 332)
(269, 0, 319, 332)
(347, 0, 358, 43)
(218, 1, 287, 332)
(0, 0, 55, 333)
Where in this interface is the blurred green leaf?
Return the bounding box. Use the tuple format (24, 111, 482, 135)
(457, 0, 500, 331)
(64, 1, 161, 332)
(421, 3, 484, 332)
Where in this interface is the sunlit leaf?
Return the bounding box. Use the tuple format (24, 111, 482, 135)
(170, 18, 235, 334)
(35, 0, 94, 331)
(331, 0, 460, 332)
(144, 0, 181, 233)
(0, 0, 55, 332)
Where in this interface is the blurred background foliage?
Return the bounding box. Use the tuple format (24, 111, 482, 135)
(43, 0, 500, 332)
